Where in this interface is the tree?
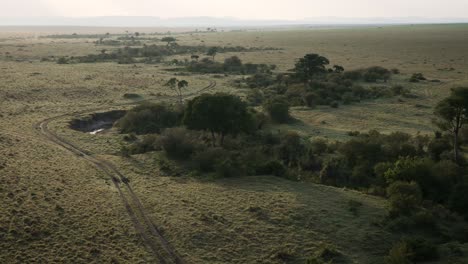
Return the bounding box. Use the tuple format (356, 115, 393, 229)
(183, 93, 253, 146)
(293, 54, 330, 82)
(191, 54, 199, 61)
(207, 47, 218, 61)
(176, 80, 189, 103)
(223, 56, 242, 72)
(433, 87, 468, 162)
(161, 37, 176, 46)
(263, 96, 290, 123)
(165, 78, 188, 104)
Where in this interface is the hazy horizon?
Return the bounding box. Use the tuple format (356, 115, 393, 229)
(1, 16, 467, 28)
(3, 0, 468, 22)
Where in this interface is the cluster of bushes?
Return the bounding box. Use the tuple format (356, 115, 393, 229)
(239, 53, 407, 108)
(56, 44, 278, 64)
(117, 92, 468, 263)
(95, 39, 142, 46)
(385, 237, 439, 264)
(187, 56, 276, 74)
(41, 33, 114, 39)
(115, 88, 468, 262)
(409, 73, 427, 83)
(116, 103, 182, 134)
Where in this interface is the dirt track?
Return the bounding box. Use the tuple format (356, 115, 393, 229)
(32, 80, 216, 263)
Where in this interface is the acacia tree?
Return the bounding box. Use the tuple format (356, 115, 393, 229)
(183, 93, 253, 146)
(207, 47, 218, 61)
(165, 78, 189, 104)
(293, 53, 330, 83)
(434, 87, 468, 161)
(161, 37, 176, 46)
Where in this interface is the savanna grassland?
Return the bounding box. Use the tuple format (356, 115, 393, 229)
(1, 24, 468, 263)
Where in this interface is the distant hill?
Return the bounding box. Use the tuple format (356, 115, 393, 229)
(0, 16, 467, 27)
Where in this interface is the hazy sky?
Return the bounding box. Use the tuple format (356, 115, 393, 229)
(3, 0, 468, 20)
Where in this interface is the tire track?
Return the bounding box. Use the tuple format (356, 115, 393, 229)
(33, 80, 217, 263)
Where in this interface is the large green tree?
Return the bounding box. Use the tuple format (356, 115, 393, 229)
(434, 87, 468, 161)
(293, 53, 330, 82)
(183, 93, 253, 145)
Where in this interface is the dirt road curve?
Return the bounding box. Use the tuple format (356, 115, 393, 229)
(32, 80, 216, 263)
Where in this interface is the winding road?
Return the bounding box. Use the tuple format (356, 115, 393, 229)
(33, 80, 217, 263)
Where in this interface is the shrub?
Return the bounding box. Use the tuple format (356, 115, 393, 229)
(405, 237, 439, 262)
(256, 160, 287, 177)
(303, 92, 318, 108)
(409, 73, 426, 82)
(123, 93, 141, 99)
(57, 57, 69, 64)
(310, 138, 328, 154)
(192, 148, 229, 172)
(391, 85, 407, 96)
(342, 92, 356, 104)
(306, 244, 342, 264)
(125, 134, 159, 154)
(319, 156, 350, 186)
(214, 158, 239, 178)
(117, 103, 180, 134)
(329, 101, 339, 108)
(385, 238, 439, 264)
(385, 241, 412, 264)
(386, 181, 422, 217)
(277, 132, 306, 167)
(449, 178, 468, 220)
(363, 66, 391, 82)
(156, 128, 197, 160)
(343, 70, 362, 80)
(263, 96, 290, 123)
(246, 89, 265, 106)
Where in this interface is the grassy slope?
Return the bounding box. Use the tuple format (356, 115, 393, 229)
(1, 24, 468, 263)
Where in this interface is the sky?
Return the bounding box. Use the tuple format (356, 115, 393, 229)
(2, 0, 468, 20)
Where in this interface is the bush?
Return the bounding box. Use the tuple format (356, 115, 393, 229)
(303, 92, 318, 108)
(57, 57, 69, 64)
(363, 66, 391, 82)
(263, 96, 290, 123)
(319, 156, 350, 186)
(214, 158, 239, 178)
(192, 148, 229, 172)
(117, 103, 181, 134)
(409, 73, 426, 82)
(385, 241, 412, 264)
(156, 128, 197, 160)
(125, 134, 159, 154)
(387, 181, 423, 217)
(329, 101, 339, 108)
(391, 85, 407, 96)
(405, 237, 439, 262)
(310, 138, 328, 154)
(449, 178, 468, 220)
(306, 244, 342, 264)
(256, 160, 287, 177)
